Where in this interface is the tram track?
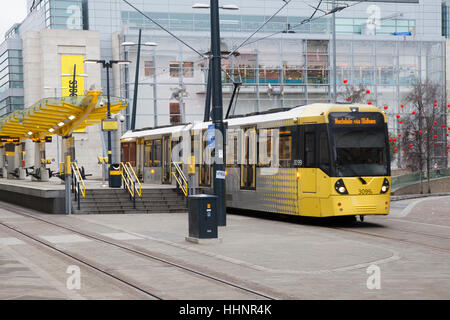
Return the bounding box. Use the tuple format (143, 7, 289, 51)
(0, 221, 163, 300)
(0, 203, 280, 300)
(327, 223, 450, 254)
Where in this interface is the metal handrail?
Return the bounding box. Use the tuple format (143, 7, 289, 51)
(126, 162, 142, 197)
(120, 162, 135, 198)
(172, 162, 188, 197)
(71, 162, 86, 198)
(71, 162, 86, 211)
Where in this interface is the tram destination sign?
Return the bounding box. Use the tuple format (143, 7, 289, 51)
(329, 113, 384, 126)
(0, 136, 20, 143)
(31, 136, 53, 143)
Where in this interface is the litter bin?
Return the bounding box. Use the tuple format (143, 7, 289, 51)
(188, 194, 218, 239)
(109, 163, 122, 188)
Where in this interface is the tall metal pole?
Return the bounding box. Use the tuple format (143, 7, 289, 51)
(210, 0, 226, 226)
(204, 58, 212, 122)
(106, 62, 112, 182)
(332, 0, 337, 103)
(153, 49, 158, 127)
(131, 29, 142, 131)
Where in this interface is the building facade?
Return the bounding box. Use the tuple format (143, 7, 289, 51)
(0, 0, 448, 171)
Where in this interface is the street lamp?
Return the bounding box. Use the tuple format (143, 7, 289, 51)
(193, 2, 239, 227)
(122, 30, 158, 130)
(84, 59, 131, 180)
(192, 3, 239, 10)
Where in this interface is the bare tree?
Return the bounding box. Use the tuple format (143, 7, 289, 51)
(399, 79, 447, 193)
(337, 84, 367, 104)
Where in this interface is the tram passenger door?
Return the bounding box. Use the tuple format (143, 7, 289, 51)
(302, 132, 317, 193)
(137, 139, 144, 181)
(299, 130, 320, 216)
(240, 127, 256, 189)
(162, 135, 172, 184)
(199, 131, 211, 186)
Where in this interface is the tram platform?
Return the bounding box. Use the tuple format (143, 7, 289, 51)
(0, 177, 181, 214)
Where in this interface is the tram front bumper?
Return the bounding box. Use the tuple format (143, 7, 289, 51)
(322, 194, 390, 217)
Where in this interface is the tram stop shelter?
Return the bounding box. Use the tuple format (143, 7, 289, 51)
(0, 90, 127, 181)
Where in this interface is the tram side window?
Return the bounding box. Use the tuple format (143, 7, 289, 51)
(319, 131, 331, 174)
(279, 133, 292, 168)
(122, 142, 136, 167)
(305, 132, 315, 167)
(191, 133, 200, 164)
(258, 129, 272, 167)
(226, 132, 239, 166)
(153, 139, 162, 167)
(121, 143, 129, 163)
(144, 141, 153, 167)
(171, 137, 182, 161)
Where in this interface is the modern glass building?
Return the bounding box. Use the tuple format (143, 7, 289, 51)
(443, 1, 450, 37)
(113, 0, 446, 135)
(0, 0, 447, 167)
(0, 24, 24, 117)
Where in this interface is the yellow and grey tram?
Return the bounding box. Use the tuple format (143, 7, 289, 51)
(121, 103, 391, 218)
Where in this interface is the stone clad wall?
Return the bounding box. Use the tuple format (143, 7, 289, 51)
(21, 29, 105, 178)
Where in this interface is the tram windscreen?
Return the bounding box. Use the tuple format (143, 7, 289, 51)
(329, 113, 388, 177)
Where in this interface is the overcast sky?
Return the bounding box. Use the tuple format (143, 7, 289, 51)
(1, 0, 27, 39)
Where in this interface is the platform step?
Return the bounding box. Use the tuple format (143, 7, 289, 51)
(72, 187, 187, 214)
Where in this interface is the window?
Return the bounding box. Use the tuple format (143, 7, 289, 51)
(169, 62, 179, 77)
(121, 142, 136, 167)
(224, 53, 257, 84)
(283, 67, 304, 84)
(144, 61, 154, 77)
(170, 102, 181, 125)
(259, 66, 281, 84)
(258, 129, 272, 167)
(153, 139, 161, 166)
(144, 140, 153, 166)
(169, 61, 194, 78)
(243, 128, 257, 166)
(241, 127, 256, 189)
(305, 132, 315, 167)
(333, 128, 388, 177)
(279, 131, 292, 168)
(227, 131, 239, 166)
(183, 62, 194, 77)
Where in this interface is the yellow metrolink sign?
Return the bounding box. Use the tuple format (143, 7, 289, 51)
(334, 117, 377, 125)
(61, 55, 85, 97)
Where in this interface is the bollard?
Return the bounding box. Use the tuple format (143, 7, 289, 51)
(65, 155, 72, 215)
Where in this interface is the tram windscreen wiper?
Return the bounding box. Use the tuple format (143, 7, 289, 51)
(336, 160, 367, 183)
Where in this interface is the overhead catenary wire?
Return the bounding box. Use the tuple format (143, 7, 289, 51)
(227, 0, 293, 57)
(121, 0, 206, 59)
(239, 1, 360, 49)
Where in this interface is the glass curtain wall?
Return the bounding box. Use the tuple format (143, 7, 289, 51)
(121, 28, 444, 135)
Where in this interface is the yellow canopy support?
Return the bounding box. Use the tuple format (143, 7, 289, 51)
(0, 91, 127, 142)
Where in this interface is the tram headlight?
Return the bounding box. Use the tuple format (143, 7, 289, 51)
(335, 179, 348, 195)
(380, 178, 390, 194)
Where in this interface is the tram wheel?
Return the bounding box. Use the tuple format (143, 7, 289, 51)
(359, 215, 365, 222)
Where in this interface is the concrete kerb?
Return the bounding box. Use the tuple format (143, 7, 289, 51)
(391, 192, 450, 202)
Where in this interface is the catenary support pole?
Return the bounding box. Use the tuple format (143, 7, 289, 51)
(210, 0, 226, 226)
(131, 29, 142, 131)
